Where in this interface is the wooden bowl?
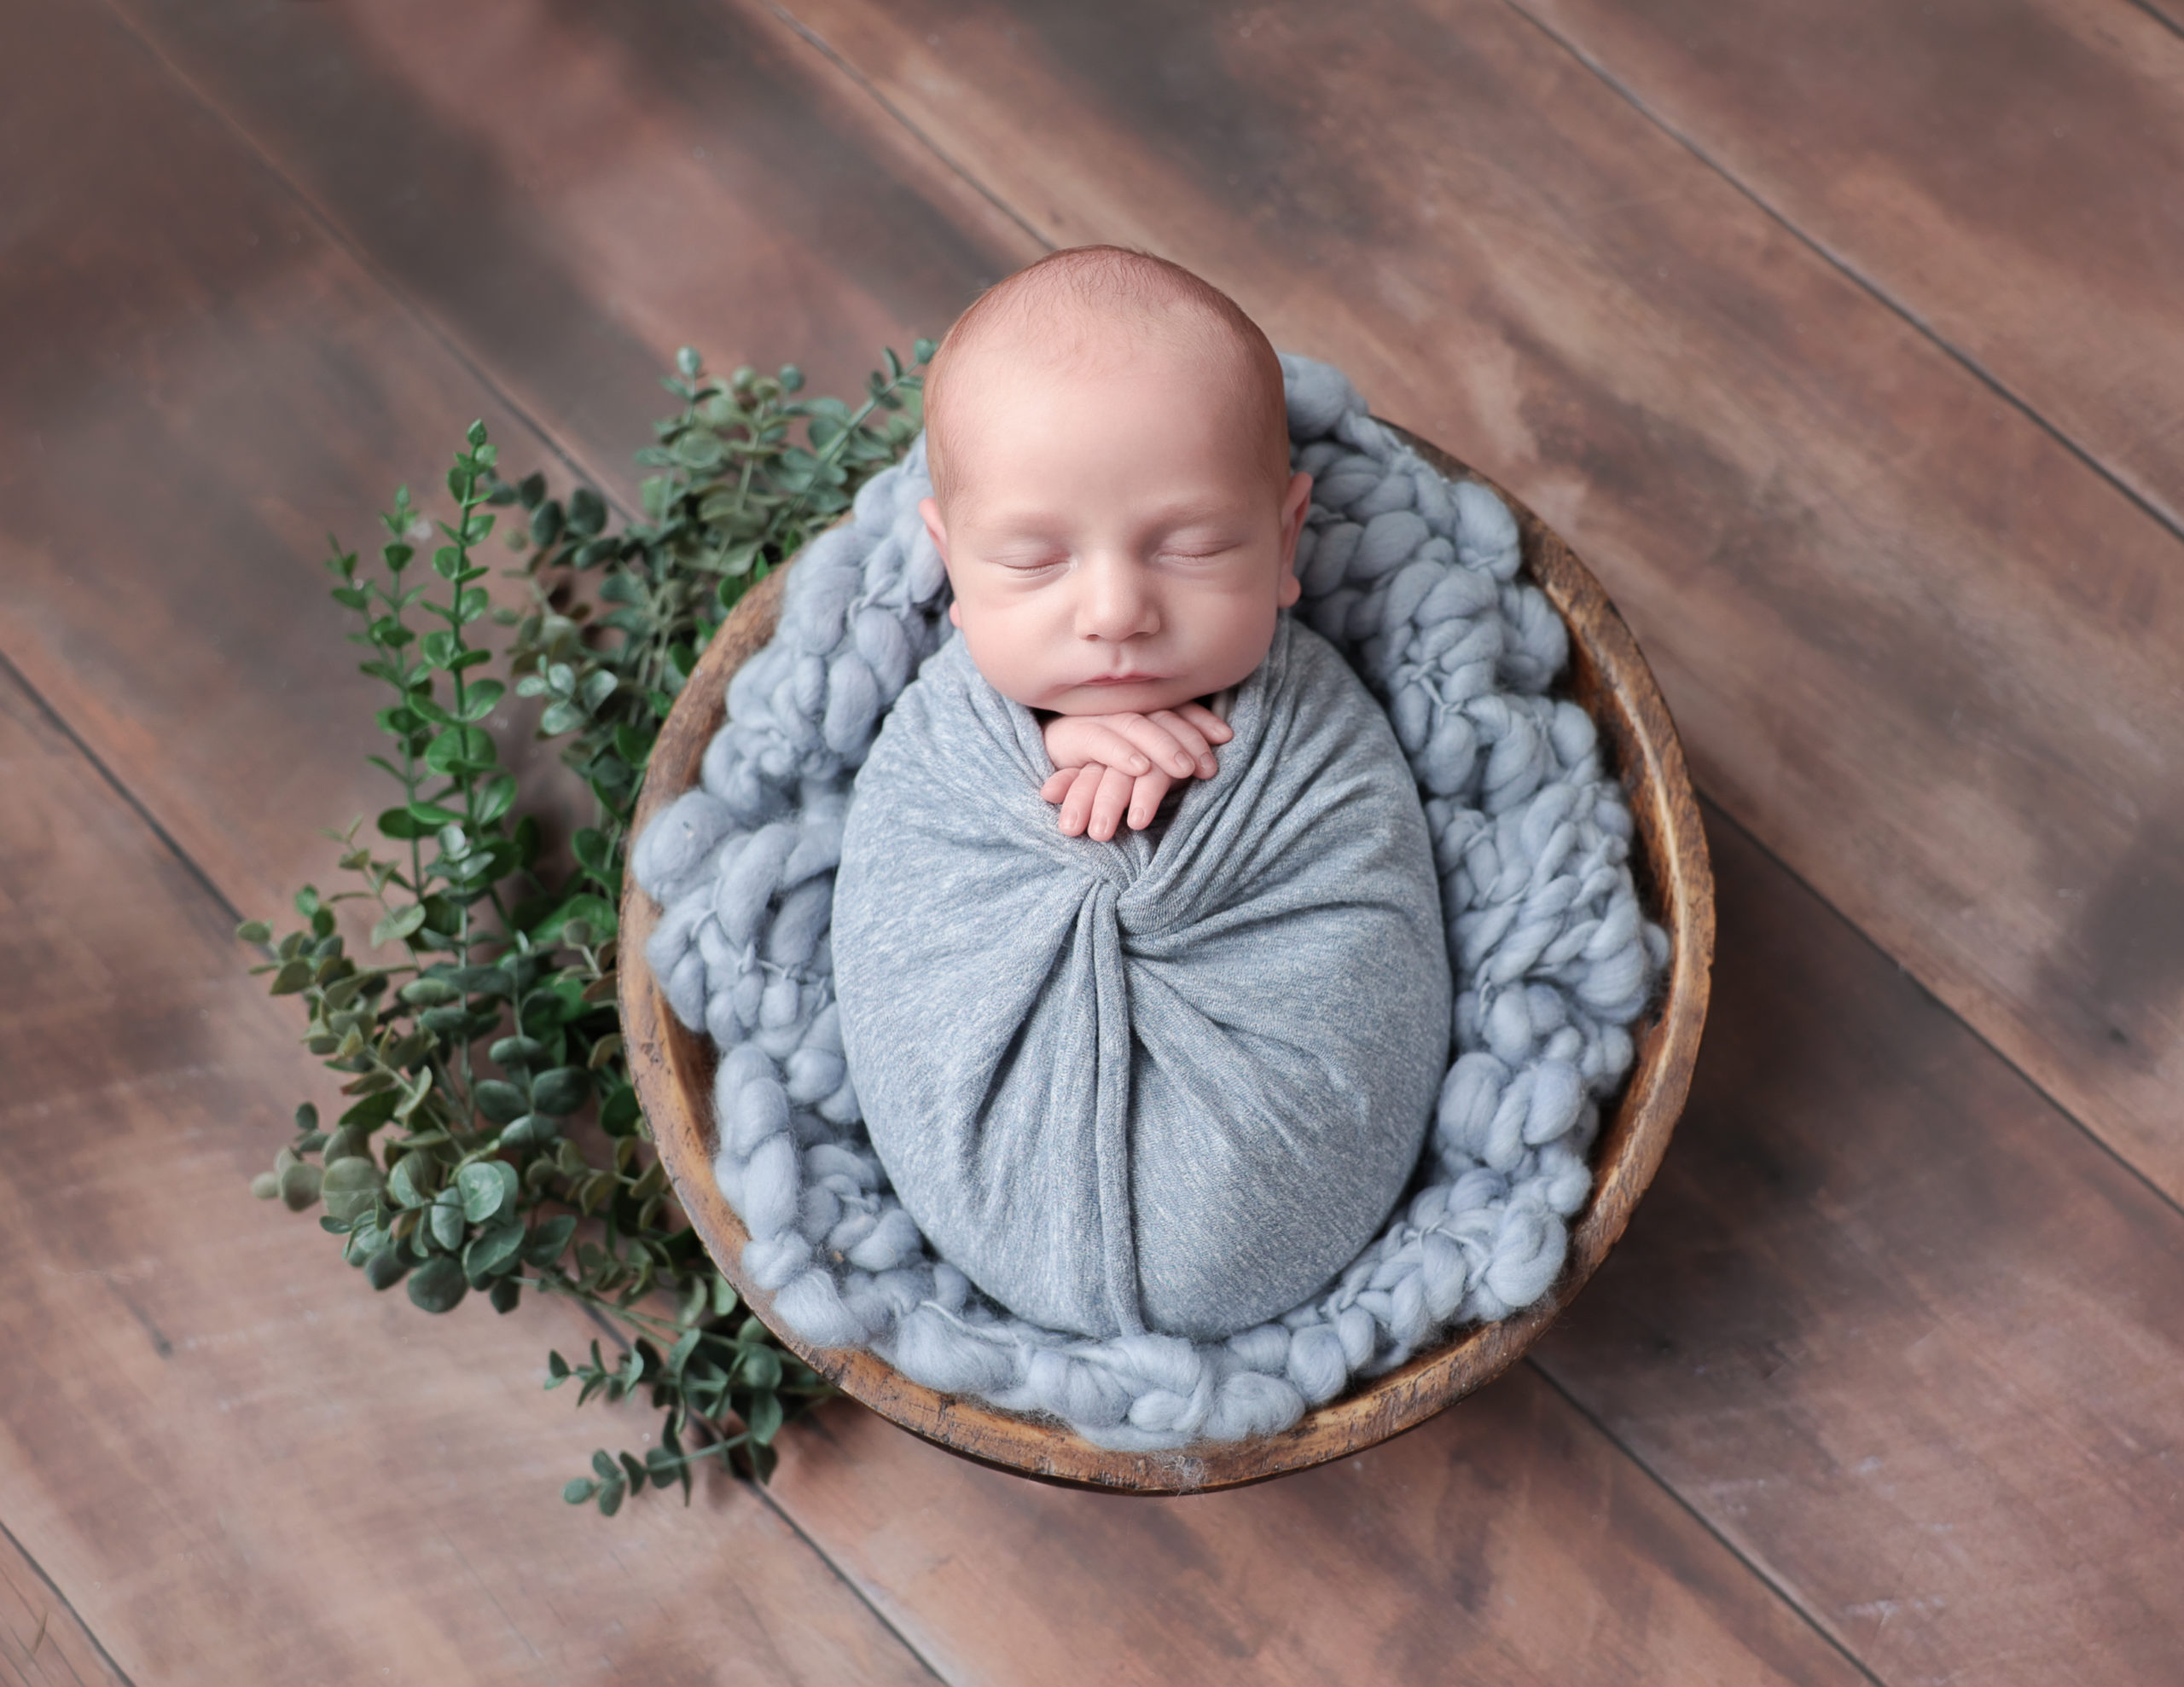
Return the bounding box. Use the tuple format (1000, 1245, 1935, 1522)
(619, 426, 1714, 1494)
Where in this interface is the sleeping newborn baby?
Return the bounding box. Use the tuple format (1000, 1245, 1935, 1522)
(831, 247, 1452, 1342)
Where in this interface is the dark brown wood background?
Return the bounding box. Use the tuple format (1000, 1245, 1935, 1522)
(3, 0, 2178, 1680)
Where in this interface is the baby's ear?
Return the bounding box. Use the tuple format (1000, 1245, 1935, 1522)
(1277, 470, 1313, 606)
(921, 496, 961, 624)
(918, 496, 949, 562)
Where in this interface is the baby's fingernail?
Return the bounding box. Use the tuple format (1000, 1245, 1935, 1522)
(1130, 756, 1149, 773)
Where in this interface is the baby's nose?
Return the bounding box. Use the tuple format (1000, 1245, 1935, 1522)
(1076, 555, 1160, 641)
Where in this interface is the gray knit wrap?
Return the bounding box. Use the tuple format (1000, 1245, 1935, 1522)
(834, 615, 1452, 1345)
(633, 354, 1668, 1450)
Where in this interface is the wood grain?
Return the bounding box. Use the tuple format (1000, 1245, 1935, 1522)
(771, 0, 2184, 1207)
(1514, 0, 2184, 531)
(0, 0, 1032, 932)
(1536, 806, 2184, 1683)
(0, 669, 939, 1686)
(619, 436, 1714, 1491)
(767, 1370, 1872, 1687)
(107, 0, 1042, 505)
(0, 1523, 127, 1687)
(11, 0, 2181, 1679)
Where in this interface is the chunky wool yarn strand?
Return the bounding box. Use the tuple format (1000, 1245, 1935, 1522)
(634, 356, 1668, 1449)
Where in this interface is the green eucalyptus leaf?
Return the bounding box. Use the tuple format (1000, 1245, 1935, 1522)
(364, 1247, 409, 1292)
(500, 1113, 557, 1151)
(473, 1079, 528, 1127)
(278, 1161, 323, 1212)
(526, 1213, 578, 1266)
(393, 1071, 436, 1126)
(599, 1082, 641, 1138)
(746, 1389, 785, 1446)
(407, 1256, 468, 1314)
(373, 904, 429, 948)
(387, 1153, 436, 1209)
(489, 1035, 546, 1070)
(737, 1343, 782, 1393)
(322, 1157, 387, 1222)
(429, 1191, 466, 1252)
(534, 894, 618, 946)
(269, 959, 316, 995)
(457, 1157, 518, 1222)
(529, 1067, 590, 1118)
(251, 1171, 281, 1201)
(464, 1219, 526, 1281)
(538, 699, 586, 737)
(476, 773, 519, 826)
(340, 1091, 401, 1131)
(490, 1278, 521, 1314)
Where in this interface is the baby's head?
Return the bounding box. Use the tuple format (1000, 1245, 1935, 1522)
(919, 246, 1312, 717)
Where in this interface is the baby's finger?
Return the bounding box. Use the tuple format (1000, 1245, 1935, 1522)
(1078, 725, 1154, 776)
(1142, 710, 1220, 779)
(1086, 762, 1136, 842)
(1055, 763, 1107, 836)
(1112, 714, 1202, 779)
(1040, 768, 1077, 805)
(1125, 768, 1175, 832)
(1174, 700, 1234, 745)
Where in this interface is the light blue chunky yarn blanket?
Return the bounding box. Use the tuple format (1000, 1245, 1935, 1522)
(633, 355, 1668, 1450)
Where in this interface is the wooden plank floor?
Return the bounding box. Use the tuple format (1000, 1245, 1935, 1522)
(3, 0, 2177, 1679)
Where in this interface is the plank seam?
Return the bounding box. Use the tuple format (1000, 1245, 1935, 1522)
(0, 1517, 137, 1687)
(1521, 1358, 1892, 1687)
(764, 3, 1055, 256)
(1694, 791, 2184, 1229)
(0, 647, 246, 931)
(743, 1482, 953, 1684)
(2120, 0, 2184, 43)
(572, 1299, 946, 1680)
(1496, 0, 2184, 550)
(90, 0, 626, 523)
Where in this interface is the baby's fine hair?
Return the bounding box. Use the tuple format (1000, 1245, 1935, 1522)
(922, 245, 1291, 504)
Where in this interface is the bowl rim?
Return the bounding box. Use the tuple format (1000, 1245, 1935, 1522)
(617, 425, 1715, 1494)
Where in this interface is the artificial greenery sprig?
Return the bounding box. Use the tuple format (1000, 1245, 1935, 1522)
(241, 342, 930, 1513)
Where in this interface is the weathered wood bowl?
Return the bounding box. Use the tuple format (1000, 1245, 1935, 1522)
(619, 426, 1714, 1494)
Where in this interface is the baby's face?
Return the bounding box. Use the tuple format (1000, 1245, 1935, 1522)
(921, 337, 1310, 718)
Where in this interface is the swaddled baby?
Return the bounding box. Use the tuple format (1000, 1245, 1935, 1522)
(832, 248, 1451, 1342)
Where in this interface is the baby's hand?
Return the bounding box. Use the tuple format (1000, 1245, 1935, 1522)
(1037, 704, 1234, 841)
